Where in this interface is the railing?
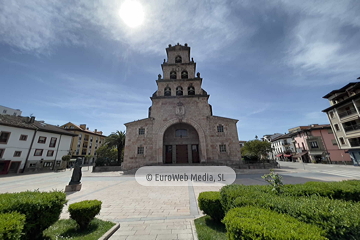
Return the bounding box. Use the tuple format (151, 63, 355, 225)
(344, 124, 360, 132)
(338, 109, 356, 118)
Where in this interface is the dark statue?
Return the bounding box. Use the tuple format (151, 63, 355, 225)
(158, 74, 161, 80)
(196, 72, 200, 78)
(69, 157, 82, 185)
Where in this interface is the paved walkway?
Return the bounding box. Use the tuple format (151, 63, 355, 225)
(0, 167, 354, 240)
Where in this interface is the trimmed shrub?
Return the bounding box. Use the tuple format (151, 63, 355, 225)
(223, 206, 328, 240)
(220, 184, 270, 213)
(198, 191, 224, 221)
(0, 212, 26, 240)
(282, 180, 360, 202)
(232, 189, 360, 240)
(0, 191, 67, 240)
(69, 200, 102, 229)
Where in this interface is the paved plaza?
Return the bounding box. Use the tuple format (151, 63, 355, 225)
(0, 164, 358, 240)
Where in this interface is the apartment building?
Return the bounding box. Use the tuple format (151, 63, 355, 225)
(322, 78, 360, 166)
(0, 105, 22, 116)
(289, 124, 351, 164)
(60, 123, 106, 164)
(0, 115, 76, 174)
(271, 133, 296, 161)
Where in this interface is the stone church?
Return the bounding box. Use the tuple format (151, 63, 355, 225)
(123, 43, 241, 170)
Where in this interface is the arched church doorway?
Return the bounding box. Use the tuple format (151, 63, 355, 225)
(163, 123, 200, 164)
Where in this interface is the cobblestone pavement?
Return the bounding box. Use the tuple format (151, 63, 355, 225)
(0, 166, 353, 240)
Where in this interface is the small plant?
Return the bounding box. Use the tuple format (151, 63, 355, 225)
(262, 169, 283, 193)
(68, 200, 102, 230)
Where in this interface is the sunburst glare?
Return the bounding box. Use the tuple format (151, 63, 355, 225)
(119, 0, 144, 28)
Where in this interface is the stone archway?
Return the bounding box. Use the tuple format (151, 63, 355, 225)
(155, 118, 207, 164)
(163, 123, 200, 164)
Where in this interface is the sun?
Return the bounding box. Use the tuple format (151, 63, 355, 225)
(119, 0, 145, 28)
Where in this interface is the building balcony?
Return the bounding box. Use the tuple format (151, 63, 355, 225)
(344, 124, 360, 133)
(338, 109, 357, 119)
(84, 138, 89, 142)
(349, 137, 360, 147)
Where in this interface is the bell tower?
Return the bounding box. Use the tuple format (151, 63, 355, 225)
(153, 43, 207, 99)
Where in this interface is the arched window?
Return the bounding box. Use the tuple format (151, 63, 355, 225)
(181, 71, 188, 79)
(188, 86, 195, 95)
(170, 71, 177, 79)
(164, 87, 171, 96)
(175, 55, 182, 63)
(176, 86, 183, 96)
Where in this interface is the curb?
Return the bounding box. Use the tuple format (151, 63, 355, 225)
(99, 223, 120, 240)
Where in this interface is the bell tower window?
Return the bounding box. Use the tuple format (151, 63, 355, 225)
(181, 71, 188, 79)
(188, 86, 195, 95)
(170, 71, 177, 79)
(175, 55, 182, 63)
(176, 86, 183, 96)
(164, 87, 171, 96)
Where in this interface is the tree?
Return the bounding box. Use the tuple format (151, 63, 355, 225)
(241, 140, 272, 161)
(95, 145, 118, 166)
(105, 130, 126, 163)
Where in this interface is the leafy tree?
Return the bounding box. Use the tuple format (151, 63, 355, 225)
(241, 140, 272, 161)
(105, 130, 125, 163)
(96, 145, 118, 160)
(61, 155, 71, 162)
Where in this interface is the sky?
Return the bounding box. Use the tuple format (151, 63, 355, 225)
(1, 0, 360, 141)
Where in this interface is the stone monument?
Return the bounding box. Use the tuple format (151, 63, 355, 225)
(65, 157, 82, 192)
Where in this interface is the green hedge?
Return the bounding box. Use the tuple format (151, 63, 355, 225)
(0, 191, 67, 240)
(0, 212, 26, 240)
(198, 191, 224, 221)
(69, 200, 102, 229)
(223, 206, 328, 240)
(220, 184, 270, 213)
(232, 189, 360, 240)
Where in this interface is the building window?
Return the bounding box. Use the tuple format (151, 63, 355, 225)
(34, 149, 43, 156)
(38, 136, 46, 144)
(2, 110, 6, 114)
(329, 112, 334, 118)
(0, 132, 11, 144)
(29, 163, 36, 168)
(181, 71, 188, 79)
(327, 129, 333, 134)
(217, 125, 224, 133)
(13, 112, 17, 116)
(188, 86, 195, 95)
(49, 137, 57, 147)
(175, 129, 187, 137)
(19, 135, 28, 141)
(339, 137, 345, 145)
(331, 139, 337, 145)
(79, 134, 82, 140)
(334, 124, 340, 131)
(13, 151, 22, 157)
(170, 71, 177, 79)
(310, 141, 318, 148)
(176, 86, 183, 96)
(0, 149, 4, 158)
(56, 161, 61, 166)
(96, 137, 98, 143)
(219, 144, 226, 153)
(137, 146, 144, 155)
(175, 55, 182, 63)
(47, 150, 54, 156)
(139, 128, 145, 135)
(43, 162, 52, 167)
(164, 87, 171, 96)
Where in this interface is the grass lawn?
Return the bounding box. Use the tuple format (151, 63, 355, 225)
(194, 216, 226, 240)
(43, 218, 115, 240)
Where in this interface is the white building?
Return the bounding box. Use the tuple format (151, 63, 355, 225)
(0, 115, 76, 174)
(0, 105, 22, 117)
(271, 133, 296, 161)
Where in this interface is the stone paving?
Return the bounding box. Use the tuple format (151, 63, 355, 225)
(0, 167, 353, 240)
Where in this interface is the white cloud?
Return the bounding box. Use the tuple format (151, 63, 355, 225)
(0, 0, 253, 60)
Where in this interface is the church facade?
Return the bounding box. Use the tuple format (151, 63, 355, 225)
(123, 43, 241, 170)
